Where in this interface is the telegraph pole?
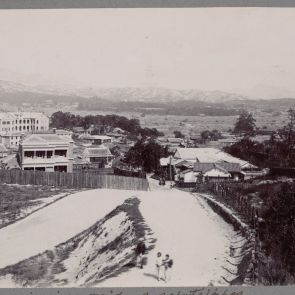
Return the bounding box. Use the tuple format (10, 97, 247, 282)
(169, 155, 172, 181)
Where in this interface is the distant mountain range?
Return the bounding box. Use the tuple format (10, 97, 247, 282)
(0, 79, 248, 103)
(0, 79, 294, 116)
(73, 87, 249, 103)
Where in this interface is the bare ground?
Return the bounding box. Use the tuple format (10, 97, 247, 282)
(0, 197, 154, 287)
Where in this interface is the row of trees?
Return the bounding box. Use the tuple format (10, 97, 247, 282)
(50, 111, 163, 138)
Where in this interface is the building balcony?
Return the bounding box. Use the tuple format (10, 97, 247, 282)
(22, 156, 69, 165)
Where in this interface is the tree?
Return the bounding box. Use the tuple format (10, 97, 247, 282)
(124, 140, 145, 168)
(260, 183, 295, 277)
(211, 129, 222, 141)
(201, 130, 211, 141)
(50, 111, 73, 129)
(50, 111, 163, 139)
(223, 137, 265, 167)
(272, 108, 295, 167)
(234, 110, 256, 136)
(201, 129, 222, 142)
(173, 130, 185, 138)
(124, 139, 169, 173)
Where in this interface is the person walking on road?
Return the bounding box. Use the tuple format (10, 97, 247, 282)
(155, 252, 162, 281)
(162, 254, 173, 282)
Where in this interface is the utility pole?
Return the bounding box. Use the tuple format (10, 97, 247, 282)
(169, 155, 172, 181)
(252, 208, 259, 285)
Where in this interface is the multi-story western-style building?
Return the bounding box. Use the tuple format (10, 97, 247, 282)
(0, 112, 49, 148)
(19, 133, 74, 172)
(0, 112, 49, 133)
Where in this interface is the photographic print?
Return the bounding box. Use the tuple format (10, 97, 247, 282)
(0, 6, 295, 289)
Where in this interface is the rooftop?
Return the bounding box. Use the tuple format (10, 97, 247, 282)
(194, 162, 241, 173)
(54, 129, 73, 135)
(0, 112, 48, 120)
(174, 147, 256, 169)
(0, 113, 16, 120)
(12, 112, 48, 119)
(83, 147, 113, 157)
(22, 133, 70, 146)
(88, 135, 112, 140)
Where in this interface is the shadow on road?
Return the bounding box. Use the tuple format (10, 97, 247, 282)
(143, 272, 158, 281)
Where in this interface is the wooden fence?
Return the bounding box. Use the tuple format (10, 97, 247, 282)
(194, 181, 258, 226)
(73, 165, 115, 175)
(0, 169, 149, 191)
(113, 168, 146, 179)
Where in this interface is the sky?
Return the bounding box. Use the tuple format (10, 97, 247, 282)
(0, 8, 295, 98)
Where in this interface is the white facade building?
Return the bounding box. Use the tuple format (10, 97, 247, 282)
(19, 133, 74, 172)
(0, 112, 49, 147)
(13, 112, 49, 132)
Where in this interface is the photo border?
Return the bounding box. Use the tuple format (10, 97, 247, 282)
(0, 1, 294, 295)
(0, 0, 294, 9)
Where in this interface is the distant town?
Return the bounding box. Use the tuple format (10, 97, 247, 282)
(0, 109, 276, 178)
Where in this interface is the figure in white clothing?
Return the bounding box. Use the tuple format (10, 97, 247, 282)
(155, 252, 162, 281)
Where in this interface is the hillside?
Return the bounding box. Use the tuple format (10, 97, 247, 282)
(1, 79, 294, 116)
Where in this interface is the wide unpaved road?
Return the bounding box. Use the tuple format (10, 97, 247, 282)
(0, 184, 236, 286)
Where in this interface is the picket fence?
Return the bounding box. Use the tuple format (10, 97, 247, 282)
(0, 169, 149, 191)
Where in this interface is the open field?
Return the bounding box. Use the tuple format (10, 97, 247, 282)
(71, 110, 289, 136)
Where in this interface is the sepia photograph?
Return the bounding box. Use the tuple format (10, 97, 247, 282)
(0, 5, 295, 289)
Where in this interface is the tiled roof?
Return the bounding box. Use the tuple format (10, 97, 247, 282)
(175, 147, 256, 169)
(22, 133, 69, 145)
(174, 160, 194, 168)
(193, 162, 241, 173)
(84, 147, 113, 157)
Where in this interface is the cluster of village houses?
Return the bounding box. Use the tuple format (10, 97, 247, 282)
(0, 112, 129, 173)
(160, 148, 265, 185)
(0, 111, 265, 183)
